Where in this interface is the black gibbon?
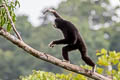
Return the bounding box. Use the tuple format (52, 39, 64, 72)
(44, 9, 96, 72)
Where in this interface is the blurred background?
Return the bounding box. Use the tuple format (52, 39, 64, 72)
(0, 0, 120, 80)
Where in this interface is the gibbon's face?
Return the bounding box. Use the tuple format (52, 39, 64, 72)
(54, 18, 64, 29)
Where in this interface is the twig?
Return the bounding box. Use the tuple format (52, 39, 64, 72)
(2, 2, 22, 41)
(0, 29, 112, 80)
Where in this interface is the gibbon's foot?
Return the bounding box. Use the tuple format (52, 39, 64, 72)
(90, 65, 96, 75)
(92, 65, 96, 73)
(62, 59, 70, 63)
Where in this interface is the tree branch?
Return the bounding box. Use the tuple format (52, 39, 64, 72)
(0, 28, 112, 80)
(2, 2, 23, 41)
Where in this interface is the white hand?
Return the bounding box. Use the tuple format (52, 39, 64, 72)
(48, 41, 55, 48)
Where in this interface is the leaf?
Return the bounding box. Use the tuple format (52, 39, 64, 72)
(17, 1, 20, 7)
(111, 59, 119, 65)
(97, 55, 109, 66)
(112, 70, 116, 74)
(109, 51, 116, 58)
(96, 52, 101, 56)
(12, 13, 16, 22)
(116, 53, 120, 59)
(7, 23, 12, 32)
(118, 63, 120, 71)
(15, 0, 20, 7)
(1, 16, 5, 26)
(15, 1, 17, 6)
(97, 67, 103, 74)
(101, 48, 107, 54)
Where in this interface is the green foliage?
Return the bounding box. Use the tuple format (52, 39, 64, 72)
(96, 49, 120, 66)
(19, 70, 87, 80)
(0, 0, 20, 31)
(96, 49, 120, 80)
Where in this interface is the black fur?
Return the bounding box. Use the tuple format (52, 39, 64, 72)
(44, 9, 96, 72)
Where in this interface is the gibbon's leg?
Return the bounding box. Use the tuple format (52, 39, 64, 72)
(62, 44, 78, 62)
(79, 48, 96, 72)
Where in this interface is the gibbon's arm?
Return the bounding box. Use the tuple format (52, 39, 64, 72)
(43, 9, 62, 19)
